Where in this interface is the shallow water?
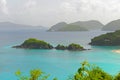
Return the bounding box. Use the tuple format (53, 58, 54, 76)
(0, 30, 119, 80)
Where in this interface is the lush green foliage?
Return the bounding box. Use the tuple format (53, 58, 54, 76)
(114, 73, 120, 80)
(90, 30, 120, 46)
(73, 61, 113, 80)
(15, 69, 50, 80)
(67, 43, 84, 51)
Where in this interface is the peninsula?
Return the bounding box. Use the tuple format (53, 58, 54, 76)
(89, 30, 120, 46)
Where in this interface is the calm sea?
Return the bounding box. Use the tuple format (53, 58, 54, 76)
(0, 30, 119, 80)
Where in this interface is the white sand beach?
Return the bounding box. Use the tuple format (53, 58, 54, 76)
(112, 50, 120, 53)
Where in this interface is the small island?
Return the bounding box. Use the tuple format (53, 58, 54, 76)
(89, 30, 120, 46)
(55, 43, 85, 51)
(55, 44, 67, 50)
(13, 38, 86, 51)
(13, 38, 53, 49)
(67, 43, 85, 51)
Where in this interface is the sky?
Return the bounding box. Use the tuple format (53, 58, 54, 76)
(0, 0, 120, 27)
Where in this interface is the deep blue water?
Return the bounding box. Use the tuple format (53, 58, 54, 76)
(0, 30, 120, 80)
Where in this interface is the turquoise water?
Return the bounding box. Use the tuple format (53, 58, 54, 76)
(0, 30, 120, 80)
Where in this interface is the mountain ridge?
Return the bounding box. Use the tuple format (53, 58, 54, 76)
(0, 22, 46, 31)
(48, 20, 104, 31)
(102, 19, 120, 31)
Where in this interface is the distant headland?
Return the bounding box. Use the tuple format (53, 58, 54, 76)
(48, 20, 103, 32)
(89, 30, 120, 46)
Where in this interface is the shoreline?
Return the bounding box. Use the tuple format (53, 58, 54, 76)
(112, 50, 120, 53)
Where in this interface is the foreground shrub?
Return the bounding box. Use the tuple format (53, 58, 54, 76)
(15, 69, 50, 80)
(114, 73, 120, 80)
(74, 61, 113, 80)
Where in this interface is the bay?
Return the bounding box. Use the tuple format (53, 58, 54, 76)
(0, 30, 119, 80)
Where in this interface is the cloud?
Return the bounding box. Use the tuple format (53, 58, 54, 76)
(60, 0, 120, 24)
(2, 0, 120, 26)
(24, 0, 37, 9)
(11, 0, 62, 26)
(0, 0, 8, 15)
(61, 0, 120, 13)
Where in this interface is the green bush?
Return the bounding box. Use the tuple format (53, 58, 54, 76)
(74, 61, 113, 80)
(114, 73, 120, 80)
(15, 69, 50, 80)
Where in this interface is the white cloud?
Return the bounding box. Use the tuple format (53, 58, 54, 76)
(2, 0, 120, 26)
(0, 0, 8, 15)
(24, 0, 37, 9)
(61, 0, 120, 13)
(60, 0, 120, 24)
